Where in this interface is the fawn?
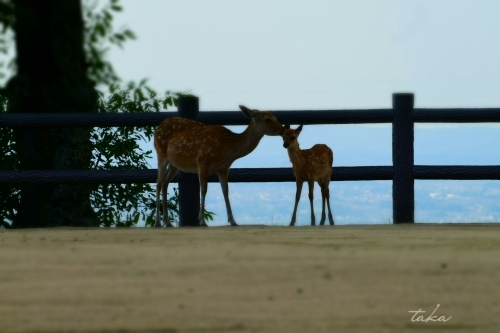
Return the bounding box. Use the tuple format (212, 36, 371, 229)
(154, 105, 284, 227)
(282, 124, 334, 226)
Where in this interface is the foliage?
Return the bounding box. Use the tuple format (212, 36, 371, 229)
(0, 0, 14, 83)
(0, 1, 17, 228)
(0, 93, 18, 228)
(91, 81, 182, 227)
(0, 0, 215, 227)
(83, 0, 135, 86)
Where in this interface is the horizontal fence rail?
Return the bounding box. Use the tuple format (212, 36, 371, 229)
(0, 109, 395, 127)
(413, 165, 500, 180)
(3, 108, 500, 127)
(2, 93, 500, 225)
(413, 108, 500, 123)
(0, 166, 395, 184)
(4, 165, 500, 184)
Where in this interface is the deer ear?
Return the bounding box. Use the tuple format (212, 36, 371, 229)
(239, 105, 254, 118)
(296, 124, 303, 133)
(284, 123, 290, 130)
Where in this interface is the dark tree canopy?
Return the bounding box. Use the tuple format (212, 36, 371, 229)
(6, 0, 98, 227)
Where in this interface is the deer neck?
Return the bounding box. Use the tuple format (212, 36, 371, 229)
(229, 120, 264, 159)
(286, 143, 304, 164)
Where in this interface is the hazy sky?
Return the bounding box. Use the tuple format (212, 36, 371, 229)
(107, 0, 500, 225)
(111, 0, 500, 109)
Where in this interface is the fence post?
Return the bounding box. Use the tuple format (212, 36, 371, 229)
(392, 93, 414, 223)
(177, 96, 200, 226)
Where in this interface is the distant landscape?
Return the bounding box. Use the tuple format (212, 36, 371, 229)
(199, 179, 500, 226)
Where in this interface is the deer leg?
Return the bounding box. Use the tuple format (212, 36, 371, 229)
(198, 168, 209, 227)
(325, 185, 334, 225)
(290, 181, 303, 226)
(218, 172, 238, 226)
(155, 158, 169, 227)
(308, 180, 315, 226)
(161, 180, 170, 227)
(161, 164, 178, 227)
(319, 183, 327, 226)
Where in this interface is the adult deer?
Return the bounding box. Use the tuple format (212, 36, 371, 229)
(154, 105, 284, 227)
(282, 124, 334, 226)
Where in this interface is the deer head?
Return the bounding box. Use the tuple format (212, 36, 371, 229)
(239, 105, 284, 136)
(282, 123, 303, 148)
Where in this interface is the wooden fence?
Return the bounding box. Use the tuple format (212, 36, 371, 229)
(1, 93, 500, 225)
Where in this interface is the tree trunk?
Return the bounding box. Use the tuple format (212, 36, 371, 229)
(6, 0, 99, 227)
